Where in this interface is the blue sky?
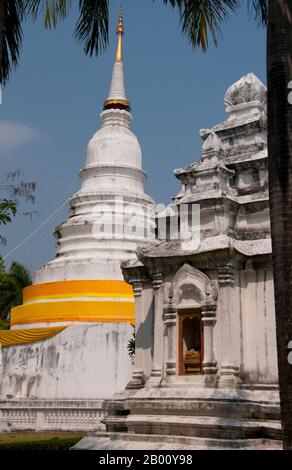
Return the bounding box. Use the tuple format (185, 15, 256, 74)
(0, 0, 266, 274)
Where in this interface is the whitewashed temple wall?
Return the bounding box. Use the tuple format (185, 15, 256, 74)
(135, 284, 154, 379)
(237, 269, 278, 384)
(212, 268, 277, 386)
(0, 323, 133, 400)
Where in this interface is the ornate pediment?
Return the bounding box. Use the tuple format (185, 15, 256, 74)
(170, 263, 218, 307)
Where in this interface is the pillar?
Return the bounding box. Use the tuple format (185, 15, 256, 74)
(201, 304, 218, 387)
(126, 281, 145, 389)
(218, 266, 241, 388)
(148, 273, 164, 387)
(164, 300, 177, 379)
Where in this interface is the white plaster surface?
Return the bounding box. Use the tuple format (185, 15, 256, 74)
(0, 323, 133, 400)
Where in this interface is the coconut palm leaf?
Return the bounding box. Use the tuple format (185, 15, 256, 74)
(74, 0, 109, 56)
(161, 0, 268, 50)
(25, 0, 72, 27)
(160, 0, 239, 51)
(0, 0, 24, 85)
(248, 0, 268, 25)
(26, 0, 109, 56)
(0, 0, 270, 85)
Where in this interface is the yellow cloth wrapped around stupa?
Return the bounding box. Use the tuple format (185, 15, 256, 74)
(0, 326, 67, 347)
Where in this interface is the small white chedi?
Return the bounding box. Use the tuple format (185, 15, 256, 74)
(0, 11, 154, 430)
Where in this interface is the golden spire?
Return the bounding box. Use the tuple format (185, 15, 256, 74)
(116, 8, 124, 62)
(103, 7, 131, 112)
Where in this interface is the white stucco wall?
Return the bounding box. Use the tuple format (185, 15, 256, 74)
(139, 284, 154, 379)
(238, 269, 278, 384)
(211, 269, 277, 386)
(0, 323, 133, 400)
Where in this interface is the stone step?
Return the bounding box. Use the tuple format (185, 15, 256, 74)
(106, 414, 282, 440)
(126, 398, 279, 420)
(73, 431, 283, 450)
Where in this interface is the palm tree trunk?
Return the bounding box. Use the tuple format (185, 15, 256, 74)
(267, 0, 292, 450)
(0, 0, 5, 83)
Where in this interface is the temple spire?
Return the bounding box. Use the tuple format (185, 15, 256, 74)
(103, 8, 131, 111)
(116, 7, 124, 62)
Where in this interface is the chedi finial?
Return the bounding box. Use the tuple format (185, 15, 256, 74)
(116, 7, 124, 62)
(202, 132, 224, 155)
(103, 8, 131, 112)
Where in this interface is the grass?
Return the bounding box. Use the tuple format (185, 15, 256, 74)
(0, 432, 85, 450)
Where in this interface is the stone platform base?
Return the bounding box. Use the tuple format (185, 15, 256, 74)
(73, 387, 283, 450)
(73, 432, 282, 450)
(0, 400, 107, 432)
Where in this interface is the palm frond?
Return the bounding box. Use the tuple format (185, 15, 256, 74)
(160, 0, 184, 5)
(0, 0, 24, 86)
(163, 1, 268, 51)
(25, 0, 72, 28)
(247, 0, 268, 26)
(175, 0, 240, 52)
(74, 0, 109, 56)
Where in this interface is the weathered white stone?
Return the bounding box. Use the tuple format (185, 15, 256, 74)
(0, 324, 133, 400)
(0, 400, 106, 433)
(224, 73, 267, 108)
(202, 131, 224, 155)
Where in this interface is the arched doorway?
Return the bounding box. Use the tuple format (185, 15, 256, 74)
(164, 263, 218, 386)
(178, 309, 204, 375)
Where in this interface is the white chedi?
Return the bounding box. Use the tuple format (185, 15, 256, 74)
(34, 46, 154, 285)
(0, 11, 154, 407)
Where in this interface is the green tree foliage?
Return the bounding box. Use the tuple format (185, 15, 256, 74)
(0, 170, 36, 245)
(0, 199, 17, 225)
(0, 257, 31, 329)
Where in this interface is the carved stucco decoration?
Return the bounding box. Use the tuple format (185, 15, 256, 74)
(202, 131, 224, 155)
(169, 263, 218, 309)
(120, 258, 149, 285)
(224, 73, 267, 108)
(136, 244, 153, 262)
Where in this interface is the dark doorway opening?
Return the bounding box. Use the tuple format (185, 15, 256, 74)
(178, 310, 203, 375)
